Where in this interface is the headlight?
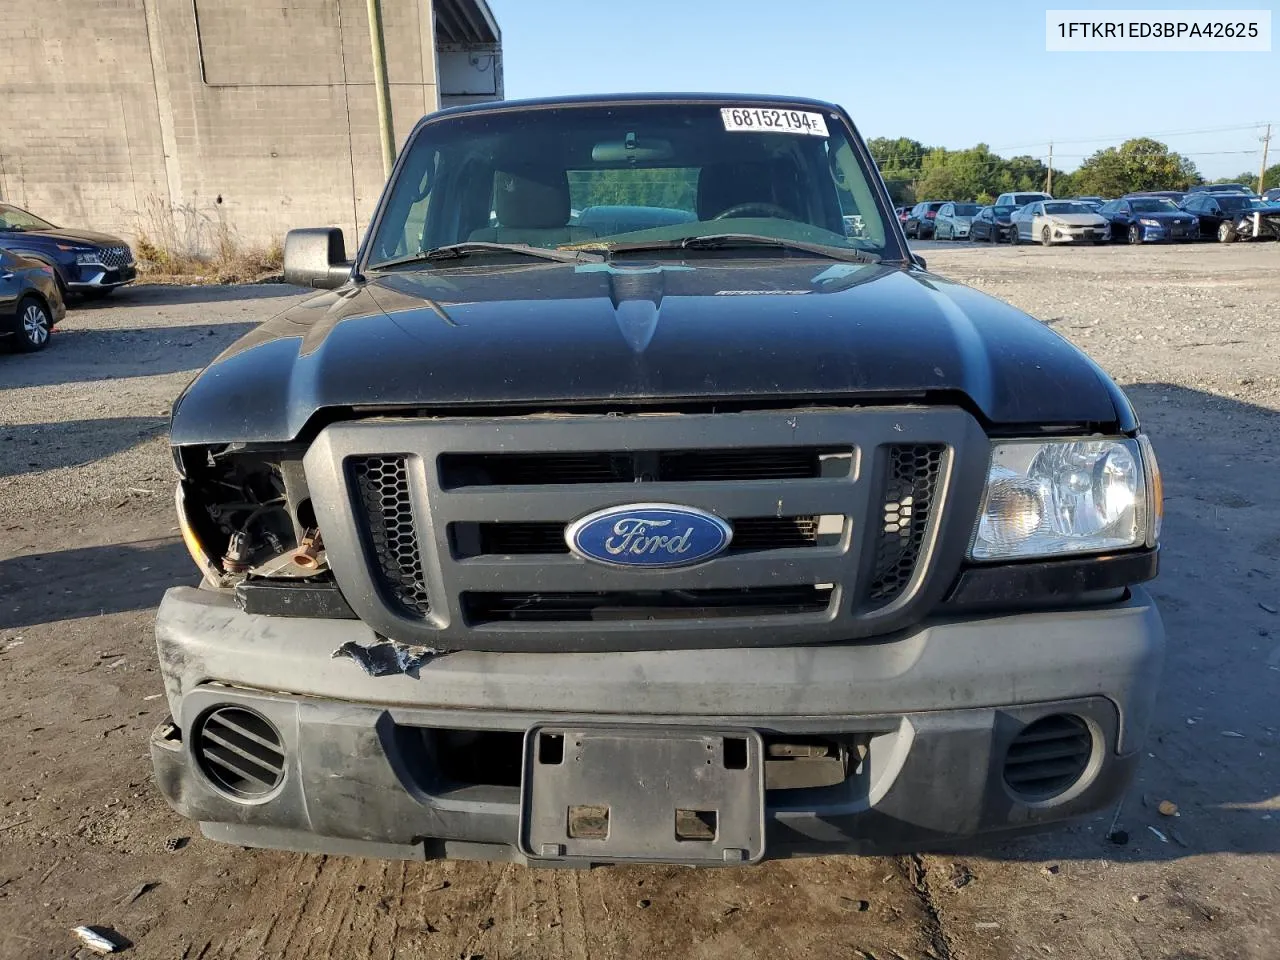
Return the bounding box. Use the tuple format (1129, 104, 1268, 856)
(970, 438, 1156, 560)
(75, 252, 101, 265)
(1139, 218, 1160, 227)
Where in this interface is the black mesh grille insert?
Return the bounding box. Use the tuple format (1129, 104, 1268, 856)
(350, 456, 431, 618)
(865, 444, 945, 606)
(194, 706, 285, 799)
(439, 447, 849, 487)
(463, 586, 833, 623)
(456, 516, 824, 557)
(1003, 714, 1093, 802)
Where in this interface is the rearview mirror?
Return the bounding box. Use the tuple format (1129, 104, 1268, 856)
(591, 135, 674, 163)
(283, 227, 352, 289)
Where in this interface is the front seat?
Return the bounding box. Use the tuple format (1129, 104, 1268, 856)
(469, 166, 597, 246)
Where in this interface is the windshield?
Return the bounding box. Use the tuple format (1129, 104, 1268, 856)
(365, 102, 893, 267)
(1219, 195, 1260, 212)
(1013, 194, 1046, 205)
(0, 203, 56, 232)
(1130, 199, 1179, 213)
(952, 204, 980, 216)
(1043, 202, 1092, 215)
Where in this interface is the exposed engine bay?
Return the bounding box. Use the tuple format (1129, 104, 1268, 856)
(175, 444, 326, 585)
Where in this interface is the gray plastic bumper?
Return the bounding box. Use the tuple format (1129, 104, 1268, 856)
(151, 586, 1163, 863)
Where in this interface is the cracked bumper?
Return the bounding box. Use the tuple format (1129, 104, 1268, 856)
(151, 585, 1163, 864)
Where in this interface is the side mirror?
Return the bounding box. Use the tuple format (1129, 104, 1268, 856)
(283, 228, 353, 289)
(911, 253, 927, 270)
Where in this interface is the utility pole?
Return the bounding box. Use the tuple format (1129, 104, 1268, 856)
(366, 0, 396, 179)
(1260, 124, 1272, 196)
(1047, 141, 1053, 195)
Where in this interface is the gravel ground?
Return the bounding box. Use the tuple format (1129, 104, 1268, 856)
(1, 245, 1278, 960)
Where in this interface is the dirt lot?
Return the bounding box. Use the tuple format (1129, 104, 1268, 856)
(2, 244, 1278, 960)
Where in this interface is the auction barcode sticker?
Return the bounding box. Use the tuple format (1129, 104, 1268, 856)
(1046, 9, 1271, 51)
(721, 107, 829, 137)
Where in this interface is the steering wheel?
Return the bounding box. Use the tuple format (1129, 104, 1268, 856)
(712, 202, 797, 221)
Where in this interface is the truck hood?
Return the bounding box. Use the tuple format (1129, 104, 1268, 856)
(170, 258, 1132, 445)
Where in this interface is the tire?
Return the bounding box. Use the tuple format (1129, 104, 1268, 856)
(1128, 224, 1143, 245)
(1040, 225, 1052, 246)
(14, 296, 52, 352)
(1010, 227, 1020, 245)
(1217, 221, 1237, 243)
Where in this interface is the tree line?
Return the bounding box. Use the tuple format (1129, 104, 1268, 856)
(871, 136, 1279, 205)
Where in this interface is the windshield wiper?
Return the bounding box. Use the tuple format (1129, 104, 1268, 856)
(372, 241, 604, 270)
(604, 233, 881, 263)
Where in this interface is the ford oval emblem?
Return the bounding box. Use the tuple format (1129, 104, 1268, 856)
(566, 503, 733, 569)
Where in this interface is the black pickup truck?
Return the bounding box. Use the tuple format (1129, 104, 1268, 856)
(151, 93, 1164, 867)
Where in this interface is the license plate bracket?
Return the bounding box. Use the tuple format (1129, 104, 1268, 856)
(519, 726, 765, 865)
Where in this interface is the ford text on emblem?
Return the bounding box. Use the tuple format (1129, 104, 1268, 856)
(566, 503, 733, 569)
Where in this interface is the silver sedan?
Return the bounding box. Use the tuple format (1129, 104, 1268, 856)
(1011, 200, 1111, 245)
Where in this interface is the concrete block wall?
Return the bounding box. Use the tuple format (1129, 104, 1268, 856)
(0, 0, 445, 251)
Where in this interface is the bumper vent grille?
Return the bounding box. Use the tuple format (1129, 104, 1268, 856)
(457, 515, 825, 557)
(439, 447, 848, 487)
(194, 706, 285, 799)
(865, 444, 945, 606)
(463, 586, 832, 623)
(1003, 714, 1093, 802)
(350, 456, 431, 618)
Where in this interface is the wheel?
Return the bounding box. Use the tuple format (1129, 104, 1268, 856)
(1217, 221, 1237, 243)
(13, 297, 52, 352)
(1010, 226, 1020, 245)
(1128, 224, 1143, 245)
(1040, 225, 1052, 246)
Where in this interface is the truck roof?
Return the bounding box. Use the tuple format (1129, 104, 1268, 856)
(425, 92, 843, 122)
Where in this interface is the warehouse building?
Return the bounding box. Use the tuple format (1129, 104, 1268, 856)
(0, 0, 502, 250)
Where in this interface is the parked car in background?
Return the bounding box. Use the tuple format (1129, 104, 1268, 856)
(904, 201, 946, 238)
(1186, 183, 1256, 197)
(895, 206, 911, 225)
(994, 191, 1052, 210)
(1263, 187, 1280, 203)
(1182, 192, 1278, 241)
(1071, 196, 1107, 210)
(1098, 196, 1199, 243)
(1126, 190, 1187, 205)
(0, 247, 65, 352)
(933, 202, 980, 240)
(1011, 200, 1110, 245)
(970, 204, 1017, 242)
(0, 202, 136, 300)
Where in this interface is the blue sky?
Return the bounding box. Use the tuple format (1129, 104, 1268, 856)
(486, 0, 1278, 179)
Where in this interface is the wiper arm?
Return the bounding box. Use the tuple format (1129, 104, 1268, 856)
(372, 242, 604, 269)
(606, 233, 880, 263)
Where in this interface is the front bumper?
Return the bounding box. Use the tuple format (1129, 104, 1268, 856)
(66, 263, 136, 290)
(151, 585, 1164, 864)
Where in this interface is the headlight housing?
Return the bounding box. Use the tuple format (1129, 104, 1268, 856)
(75, 252, 101, 265)
(1138, 218, 1160, 227)
(970, 438, 1158, 561)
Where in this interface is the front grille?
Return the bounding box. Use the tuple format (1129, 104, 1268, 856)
(1003, 714, 1093, 802)
(439, 447, 850, 487)
(350, 456, 431, 618)
(194, 706, 285, 799)
(455, 515, 826, 557)
(323, 409, 967, 651)
(98, 245, 132, 269)
(463, 586, 833, 623)
(865, 444, 945, 606)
